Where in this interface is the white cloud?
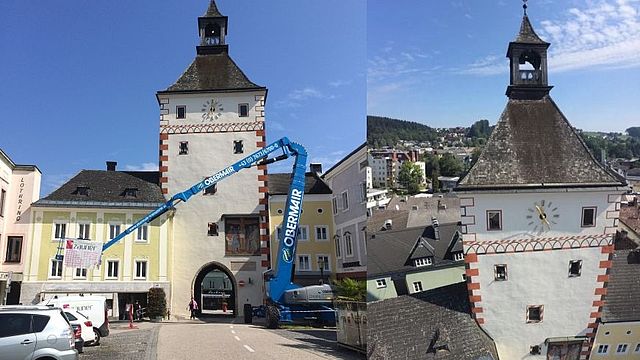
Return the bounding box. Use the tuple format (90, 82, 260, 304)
(329, 79, 352, 87)
(274, 87, 335, 108)
(42, 173, 74, 197)
(463, 0, 640, 75)
(124, 162, 158, 171)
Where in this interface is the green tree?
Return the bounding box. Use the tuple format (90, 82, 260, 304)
(438, 153, 465, 177)
(422, 153, 440, 178)
(627, 127, 640, 138)
(333, 278, 366, 301)
(147, 287, 167, 320)
(398, 161, 424, 194)
(467, 119, 492, 138)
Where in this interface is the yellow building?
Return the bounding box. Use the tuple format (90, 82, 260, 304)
(268, 170, 335, 286)
(21, 165, 172, 319)
(590, 248, 640, 358)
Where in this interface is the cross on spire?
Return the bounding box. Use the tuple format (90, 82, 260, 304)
(523, 0, 528, 15)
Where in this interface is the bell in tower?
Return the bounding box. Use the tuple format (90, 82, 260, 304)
(505, 1, 553, 100)
(197, 0, 228, 53)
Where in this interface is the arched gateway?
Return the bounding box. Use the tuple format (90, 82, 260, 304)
(193, 262, 236, 316)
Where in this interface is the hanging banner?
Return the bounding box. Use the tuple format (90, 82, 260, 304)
(63, 239, 102, 268)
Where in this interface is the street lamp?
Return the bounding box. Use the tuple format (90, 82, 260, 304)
(318, 258, 325, 284)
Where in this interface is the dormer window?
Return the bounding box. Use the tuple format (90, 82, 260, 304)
(75, 186, 90, 196)
(453, 252, 464, 261)
(123, 188, 138, 198)
(414, 257, 433, 267)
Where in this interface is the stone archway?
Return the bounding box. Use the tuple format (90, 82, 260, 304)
(193, 262, 237, 317)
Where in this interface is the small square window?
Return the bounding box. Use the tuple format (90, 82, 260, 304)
(176, 105, 186, 119)
(208, 223, 219, 236)
(582, 207, 596, 227)
(526, 305, 543, 323)
(487, 210, 502, 231)
(453, 252, 464, 261)
(233, 140, 244, 154)
(616, 344, 628, 354)
(597, 344, 609, 354)
(414, 257, 432, 267)
(376, 279, 387, 288)
(204, 183, 217, 195)
(568, 260, 582, 277)
(74, 268, 87, 279)
(179, 141, 189, 155)
(494, 264, 507, 281)
(634, 343, 640, 353)
(413, 281, 423, 292)
(238, 103, 249, 117)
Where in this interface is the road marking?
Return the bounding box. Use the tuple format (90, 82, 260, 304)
(231, 330, 236, 334)
(234, 336, 241, 341)
(243, 345, 255, 353)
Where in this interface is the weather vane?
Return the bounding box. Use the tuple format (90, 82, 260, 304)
(523, 0, 528, 15)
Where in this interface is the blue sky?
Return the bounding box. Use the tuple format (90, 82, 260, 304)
(0, 1, 366, 197)
(368, 0, 640, 132)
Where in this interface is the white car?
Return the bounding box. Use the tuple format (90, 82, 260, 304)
(63, 308, 96, 346)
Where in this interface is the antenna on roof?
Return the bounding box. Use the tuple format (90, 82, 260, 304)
(523, 0, 528, 15)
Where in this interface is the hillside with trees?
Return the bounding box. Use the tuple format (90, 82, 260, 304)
(367, 116, 438, 147)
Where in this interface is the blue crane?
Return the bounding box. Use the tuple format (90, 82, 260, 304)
(100, 136, 335, 328)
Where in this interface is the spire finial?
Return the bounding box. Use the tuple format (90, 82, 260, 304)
(523, 0, 528, 16)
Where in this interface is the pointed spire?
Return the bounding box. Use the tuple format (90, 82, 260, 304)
(203, 0, 223, 17)
(514, 9, 547, 44)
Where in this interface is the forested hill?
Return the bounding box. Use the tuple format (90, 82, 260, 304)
(367, 116, 438, 147)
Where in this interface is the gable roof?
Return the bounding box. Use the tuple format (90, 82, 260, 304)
(457, 96, 626, 190)
(267, 172, 332, 195)
(159, 52, 264, 93)
(602, 248, 640, 322)
(367, 222, 463, 277)
(368, 282, 498, 360)
(34, 170, 165, 209)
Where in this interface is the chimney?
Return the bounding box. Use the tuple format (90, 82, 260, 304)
(310, 163, 322, 174)
(106, 161, 117, 171)
(432, 216, 440, 240)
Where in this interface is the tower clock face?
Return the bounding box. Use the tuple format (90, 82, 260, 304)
(201, 98, 224, 121)
(526, 199, 559, 232)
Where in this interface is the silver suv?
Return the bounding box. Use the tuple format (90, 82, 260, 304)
(0, 305, 78, 360)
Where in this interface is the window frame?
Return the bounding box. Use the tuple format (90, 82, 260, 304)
(105, 260, 119, 280)
(597, 344, 609, 354)
(136, 225, 149, 243)
(49, 259, 63, 279)
(332, 197, 338, 215)
(616, 344, 628, 354)
(207, 222, 219, 236)
(203, 183, 217, 196)
(568, 260, 582, 277)
(376, 279, 387, 288)
(486, 210, 502, 231)
(109, 223, 122, 240)
(0, 188, 6, 217)
(297, 225, 310, 242)
(334, 235, 342, 259)
(238, 103, 249, 117)
(316, 254, 330, 272)
(77, 223, 91, 240)
(5, 236, 23, 263)
(134, 260, 148, 280)
(344, 232, 354, 257)
(526, 305, 543, 323)
(176, 105, 186, 119)
(179, 141, 189, 155)
(453, 252, 464, 261)
(315, 225, 329, 241)
(412, 281, 423, 292)
(494, 264, 508, 281)
(53, 222, 67, 241)
(341, 191, 349, 212)
(414, 257, 433, 267)
(233, 140, 244, 154)
(581, 206, 597, 227)
(73, 267, 87, 280)
(297, 254, 311, 272)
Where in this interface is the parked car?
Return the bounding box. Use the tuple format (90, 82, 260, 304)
(71, 324, 84, 354)
(64, 308, 95, 346)
(0, 305, 78, 360)
(40, 295, 109, 345)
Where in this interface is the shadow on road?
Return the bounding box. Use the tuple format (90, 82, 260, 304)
(275, 328, 365, 359)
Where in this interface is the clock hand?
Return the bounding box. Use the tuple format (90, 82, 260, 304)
(535, 205, 551, 229)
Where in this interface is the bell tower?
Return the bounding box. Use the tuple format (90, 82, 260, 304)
(197, 1, 228, 52)
(506, 2, 553, 100)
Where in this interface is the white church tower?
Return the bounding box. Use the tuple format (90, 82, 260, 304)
(456, 4, 627, 360)
(156, 0, 269, 319)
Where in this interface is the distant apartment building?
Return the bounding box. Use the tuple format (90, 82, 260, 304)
(0, 149, 41, 305)
(323, 144, 368, 280)
(368, 149, 421, 189)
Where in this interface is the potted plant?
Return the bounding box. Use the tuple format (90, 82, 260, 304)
(147, 287, 167, 322)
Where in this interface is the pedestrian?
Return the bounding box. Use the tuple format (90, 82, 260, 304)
(135, 301, 142, 321)
(188, 296, 198, 319)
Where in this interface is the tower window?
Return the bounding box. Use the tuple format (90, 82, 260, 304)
(204, 23, 221, 45)
(581, 207, 596, 227)
(526, 305, 543, 323)
(238, 104, 249, 117)
(204, 183, 217, 195)
(487, 210, 502, 231)
(208, 223, 219, 236)
(568, 260, 582, 277)
(176, 105, 186, 119)
(233, 140, 244, 154)
(494, 264, 507, 281)
(179, 141, 189, 155)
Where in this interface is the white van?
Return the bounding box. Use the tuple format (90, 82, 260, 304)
(40, 295, 110, 345)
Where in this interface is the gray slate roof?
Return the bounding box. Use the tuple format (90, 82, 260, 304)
(267, 172, 332, 195)
(34, 170, 165, 209)
(457, 96, 625, 189)
(367, 222, 463, 277)
(602, 248, 640, 322)
(161, 53, 264, 93)
(368, 282, 498, 360)
(203, 0, 223, 17)
(514, 15, 547, 44)
(368, 195, 460, 233)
